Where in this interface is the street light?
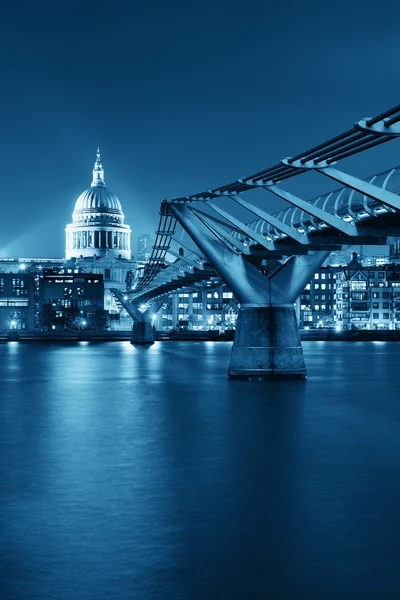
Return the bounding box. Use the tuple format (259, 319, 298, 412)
(10, 320, 16, 329)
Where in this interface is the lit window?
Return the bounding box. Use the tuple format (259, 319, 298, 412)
(321, 284, 326, 290)
(314, 273, 319, 280)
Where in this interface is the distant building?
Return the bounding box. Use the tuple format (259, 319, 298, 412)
(155, 283, 237, 332)
(335, 252, 400, 330)
(38, 269, 104, 330)
(297, 266, 337, 329)
(324, 250, 353, 267)
(389, 240, 400, 264)
(65, 149, 137, 317)
(137, 234, 154, 262)
(0, 272, 35, 330)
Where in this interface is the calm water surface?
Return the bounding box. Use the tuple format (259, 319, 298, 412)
(1, 341, 400, 599)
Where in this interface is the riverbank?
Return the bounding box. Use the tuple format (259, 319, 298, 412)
(2, 329, 400, 342)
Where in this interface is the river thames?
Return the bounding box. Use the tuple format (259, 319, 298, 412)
(1, 341, 400, 599)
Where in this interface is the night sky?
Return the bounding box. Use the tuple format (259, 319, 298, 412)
(1, 0, 400, 258)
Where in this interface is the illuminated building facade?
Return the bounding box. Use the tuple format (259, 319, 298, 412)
(0, 272, 35, 330)
(39, 270, 105, 330)
(137, 234, 154, 262)
(65, 150, 136, 317)
(335, 253, 400, 330)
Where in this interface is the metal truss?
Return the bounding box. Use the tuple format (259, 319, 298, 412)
(135, 102, 400, 299)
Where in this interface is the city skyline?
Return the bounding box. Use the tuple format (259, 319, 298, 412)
(1, 0, 400, 257)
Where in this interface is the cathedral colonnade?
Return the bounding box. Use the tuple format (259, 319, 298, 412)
(66, 229, 130, 252)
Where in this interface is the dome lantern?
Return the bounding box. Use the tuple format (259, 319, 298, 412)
(92, 147, 106, 187)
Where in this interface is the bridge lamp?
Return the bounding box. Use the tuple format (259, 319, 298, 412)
(151, 314, 156, 323)
(10, 320, 16, 328)
(335, 323, 342, 332)
(82, 319, 87, 328)
(123, 296, 128, 301)
(19, 264, 26, 270)
(140, 304, 147, 311)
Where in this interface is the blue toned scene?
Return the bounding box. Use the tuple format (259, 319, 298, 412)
(2, 1, 400, 599)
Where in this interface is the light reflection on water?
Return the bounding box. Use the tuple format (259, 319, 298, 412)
(1, 341, 400, 600)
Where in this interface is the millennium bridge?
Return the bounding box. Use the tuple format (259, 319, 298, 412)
(112, 102, 400, 379)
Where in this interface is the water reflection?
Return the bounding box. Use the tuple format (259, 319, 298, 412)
(1, 342, 400, 599)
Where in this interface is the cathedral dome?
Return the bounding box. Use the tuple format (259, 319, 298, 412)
(66, 148, 131, 261)
(72, 148, 124, 221)
(74, 186, 123, 214)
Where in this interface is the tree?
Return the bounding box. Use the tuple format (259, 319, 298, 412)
(38, 303, 55, 331)
(63, 306, 80, 330)
(93, 309, 110, 331)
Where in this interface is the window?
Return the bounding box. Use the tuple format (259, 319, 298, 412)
(373, 292, 379, 299)
(104, 269, 111, 280)
(370, 272, 375, 278)
(321, 273, 326, 280)
(207, 293, 212, 299)
(321, 284, 326, 290)
(373, 302, 379, 309)
(321, 305, 326, 310)
(383, 292, 390, 298)
(314, 273, 319, 280)
(383, 302, 389, 309)
(321, 294, 326, 301)
(315, 284, 319, 290)
(314, 305, 319, 310)
(213, 292, 219, 299)
(351, 281, 367, 290)
(383, 313, 390, 320)
(373, 313, 379, 319)
(314, 294, 320, 300)
(378, 272, 385, 279)
(223, 292, 233, 299)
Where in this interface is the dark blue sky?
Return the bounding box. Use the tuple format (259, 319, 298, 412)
(1, 0, 400, 257)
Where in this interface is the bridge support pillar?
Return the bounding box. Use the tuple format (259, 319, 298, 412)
(169, 203, 330, 380)
(110, 289, 169, 347)
(131, 321, 155, 345)
(229, 305, 305, 379)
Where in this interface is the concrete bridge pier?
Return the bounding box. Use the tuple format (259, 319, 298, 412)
(229, 304, 305, 379)
(130, 320, 156, 345)
(169, 203, 329, 379)
(110, 289, 168, 346)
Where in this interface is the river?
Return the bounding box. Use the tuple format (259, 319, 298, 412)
(1, 341, 400, 599)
